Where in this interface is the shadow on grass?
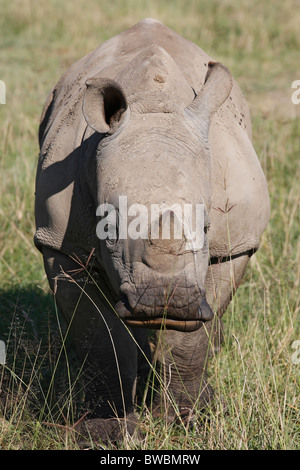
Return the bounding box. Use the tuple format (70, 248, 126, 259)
(0, 286, 85, 425)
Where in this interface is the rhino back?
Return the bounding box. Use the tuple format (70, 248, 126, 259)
(35, 18, 262, 260)
(35, 19, 211, 255)
(38, 18, 251, 158)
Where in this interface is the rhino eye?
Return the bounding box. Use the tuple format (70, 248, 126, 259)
(96, 207, 119, 244)
(106, 224, 117, 245)
(106, 213, 119, 245)
(204, 224, 210, 234)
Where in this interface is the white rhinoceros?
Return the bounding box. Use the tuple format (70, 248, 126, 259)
(35, 18, 269, 443)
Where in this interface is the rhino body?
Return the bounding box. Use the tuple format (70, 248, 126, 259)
(35, 19, 269, 442)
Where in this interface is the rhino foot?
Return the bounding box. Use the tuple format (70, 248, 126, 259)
(76, 412, 139, 449)
(151, 377, 215, 427)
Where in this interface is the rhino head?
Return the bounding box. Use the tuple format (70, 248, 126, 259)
(82, 47, 233, 332)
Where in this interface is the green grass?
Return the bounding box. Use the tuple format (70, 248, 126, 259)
(0, 0, 299, 450)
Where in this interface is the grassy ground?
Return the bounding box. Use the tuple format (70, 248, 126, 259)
(0, 0, 299, 450)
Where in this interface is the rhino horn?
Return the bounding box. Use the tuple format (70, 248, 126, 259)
(185, 61, 233, 128)
(82, 77, 128, 134)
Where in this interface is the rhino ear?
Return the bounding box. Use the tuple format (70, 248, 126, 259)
(185, 62, 233, 124)
(82, 77, 128, 134)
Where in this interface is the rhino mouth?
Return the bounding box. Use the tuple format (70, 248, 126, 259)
(115, 294, 214, 332)
(124, 316, 203, 332)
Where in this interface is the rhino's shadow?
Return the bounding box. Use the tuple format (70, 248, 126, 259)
(36, 132, 101, 258)
(0, 286, 85, 422)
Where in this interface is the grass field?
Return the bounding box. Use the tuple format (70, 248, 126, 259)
(0, 0, 299, 450)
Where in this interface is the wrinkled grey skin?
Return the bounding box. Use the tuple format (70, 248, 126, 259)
(35, 19, 269, 443)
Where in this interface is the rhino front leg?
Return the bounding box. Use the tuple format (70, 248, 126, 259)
(151, 326, 215, 423)
(152, 254, 251, 423)
(42, 248, 140, 444)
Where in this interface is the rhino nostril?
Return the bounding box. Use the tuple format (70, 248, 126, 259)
(115, 294, 132, 318)
(198, 298, 214, 321)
